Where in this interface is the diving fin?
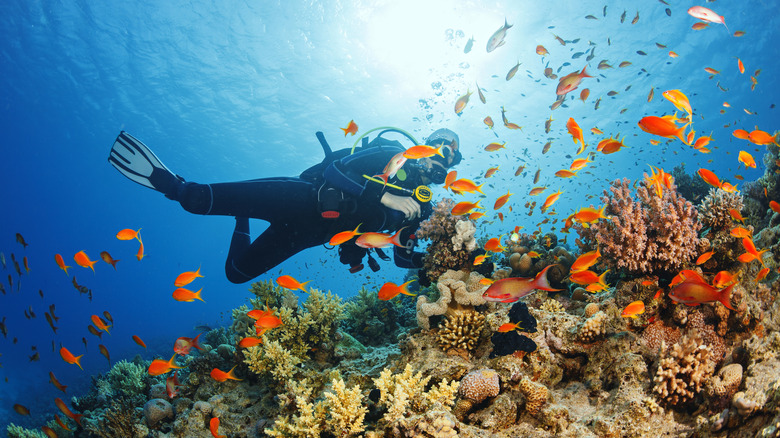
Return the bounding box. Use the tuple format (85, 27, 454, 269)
(108, 131, 184, 198)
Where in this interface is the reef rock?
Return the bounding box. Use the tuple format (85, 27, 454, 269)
(144, 398, 173, 429)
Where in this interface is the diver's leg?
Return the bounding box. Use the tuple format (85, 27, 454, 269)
(108, 131, 185, 198)
(177, 177, 317, 221)
(224, 222, 327, 284)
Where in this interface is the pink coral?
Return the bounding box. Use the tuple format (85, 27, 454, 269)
(576, 178, 701, 275)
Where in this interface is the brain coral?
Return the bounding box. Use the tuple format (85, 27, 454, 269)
(576, 177, 701, 275)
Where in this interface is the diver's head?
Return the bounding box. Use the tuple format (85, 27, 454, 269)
(421, 128, 462, 184)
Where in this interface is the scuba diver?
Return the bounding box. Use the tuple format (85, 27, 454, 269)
(108, 127, 462, 284)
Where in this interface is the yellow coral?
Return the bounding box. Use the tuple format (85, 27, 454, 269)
(436, 311, 485, 355)
(520, 376, 548, 415)
(374, 365, 459, 425)
(323, 378, 367, 437)
(242, 338, 301, 384)
(265, 395, 320, 438)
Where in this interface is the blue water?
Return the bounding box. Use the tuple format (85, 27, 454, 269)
(0, 0, 777, 431)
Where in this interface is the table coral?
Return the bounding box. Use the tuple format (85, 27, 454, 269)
(653, 334, 716, 407)
(576, 177, 701, 275)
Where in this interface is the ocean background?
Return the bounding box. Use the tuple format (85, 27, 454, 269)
(0, 0, 777, 431)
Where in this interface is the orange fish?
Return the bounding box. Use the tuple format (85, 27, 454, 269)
(729, 209, 745, 223)
(555, 169, 577, 178)
(697, 168, 722, 189)
(166, 371, 181, 398)
(704, 67, 720, 75)
(172, 287, 204, 302)
(695, 250, 714, 265)
(444, 170, 458, 190)
(742, 237, 768, 266)
(469, 212, 485, 220)
(340, 120, 358, 136)
(403, 144, 445, 159)
(755, 267, 770, 282)
(484, 237, 505, 253)
(747, 130, 778, 146)
(556, 66, 593, 95)
(494, 191, 513, 210)
(174, 333, 204, 356)
(374, 151, 407, 186)
(41, 426, 57, 438)
(712, 271, 737, 289)
(770, 200, 780, 214)
(448, 178, 484, 194)
(136, 238, 145, 261)
(148, 354, 183, 376)
(211, 365, 242, 382)
(536, 45, 548, 56)
(13, 403, 30, 415)
(49, 372, 67, 393)
(569, 269, 608, 286)
(570, 157, 592, 171)
(355, 229, 405, 249)
(99, 344, 111, 366)
(132, 335, 147, 348)
(175, 267, 204, 287)
(484, 116, 494, 129)
(91, 315, 111, 335)
(59, 347, 83, 370)
(329, 223, 363, 246)
(116, 228, 142, 241)
(55, 254, 71, 276)
(662, 90, 692, 116)
(378, 279, 416, 300)
(669, 51, 679, 58)
(73, 251, 97, 272)
(579, 88, 590, 102)
(730, 226, 752, 238)
(529, 187, 547, 196)
(573, 206, 609, 225)
(54, 414, 72, 431)
(483, 265, 562, 303)
(498, 322, 525, 332)
(484, 142, 506, 152)
(473, 254, 489, 265)
(669, 279, 735, 310)
(540, 190, 563, 213)
(638, 116, 689, 144)
(238, 337, 263, 348)
(736, 58, 745, 74)
(691, 22, 709, 30)
(484, 166, 500, 178)
(732, 129, 749, 140)
(55, 397, 83, 426)
(454, 89, 472, 115)
(451, 200, 483, 216)
(566, 118, 586, 154)
(210, 417, 227, 438)
(99, 251, 119, 270)
(570, 248, 601, 273)
(254, 309, 283, 335)
(738, 151, 756, 168)
(621, 301, 645, 318)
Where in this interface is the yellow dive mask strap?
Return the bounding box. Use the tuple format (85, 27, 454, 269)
(362, 175, 432, 203)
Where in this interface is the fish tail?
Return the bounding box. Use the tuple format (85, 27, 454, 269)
(676, 125, 690, 145)
(476, 184, 485, 194)
(534, 265, 563, 291)
(75, 355, 83, 370)
(436, 145, 445, 158)
(373, 173, 389, 187)
(299, 280, 311, 292)
(718, 284, 736, 311)
(580, 66, 593, 78)
(195, 288, 205, 302)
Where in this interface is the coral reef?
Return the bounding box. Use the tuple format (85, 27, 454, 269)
(698, 188, 744, 231)
(652, 334, 716, 407)
(343, 287, 416, 347)
(436, 311, 485, 357)
(373, 364, 459, 428)
(416, 269, 490, 330)
(416, 199, 474, 281)
(453, 368, 500, 419)
(519, 376, 549, 416)
(578, 310, 608, 343)
(451, 219, 477, 251)
(575, 177, 701, 275)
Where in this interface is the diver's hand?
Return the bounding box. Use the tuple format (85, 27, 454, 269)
(380, 192, 421, 220)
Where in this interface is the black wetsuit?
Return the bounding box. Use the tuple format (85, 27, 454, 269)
(175, 137, 431, 283)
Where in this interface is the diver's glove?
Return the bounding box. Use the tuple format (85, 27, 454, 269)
(380, 193, 421, 220)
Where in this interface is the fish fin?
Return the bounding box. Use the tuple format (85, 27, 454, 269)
(534, 265, 563, 291)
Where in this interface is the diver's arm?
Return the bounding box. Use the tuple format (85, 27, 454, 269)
(380, 193, 421, 220)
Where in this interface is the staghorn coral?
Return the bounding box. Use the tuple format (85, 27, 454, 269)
(452, 368, 500, 419)
(578, 310, 608, 343)
(417, 199, 473, 280)
(416, 269, 489, 330)
(540, 298, 565, 313)
(576, 177, 701, 275)
(436, 311, 485, 356)
(653, 334, 716, 407)
(698, 188, 744, 231)
(322, 378, 367, 437)
(242, 338, 302, 385)
(520, 376, 549, 416)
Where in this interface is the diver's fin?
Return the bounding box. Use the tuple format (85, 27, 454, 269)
(108, 131, 183, 197)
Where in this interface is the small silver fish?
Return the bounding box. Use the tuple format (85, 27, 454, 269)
(464, 36, 475, 54)
(0, 252, 5, 269)
(486, 18, 512, 53)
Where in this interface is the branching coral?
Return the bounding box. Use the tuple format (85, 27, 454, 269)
(653, 334, 716, 407)
(417, 199, 474, 280)
(576, 177, 701, 275)
(322, 378, 368, 437)
(95, 359, 149, 404)
(698, 188, 744, 231)
(343, 287, 415, 347)
(436, 311, 485, 356)
(242, 338, 302, 384)
(374, 365, 459, 425)
(578, 311, 608, 343)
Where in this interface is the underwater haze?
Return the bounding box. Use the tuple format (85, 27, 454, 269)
(0, 0, 778, 434)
